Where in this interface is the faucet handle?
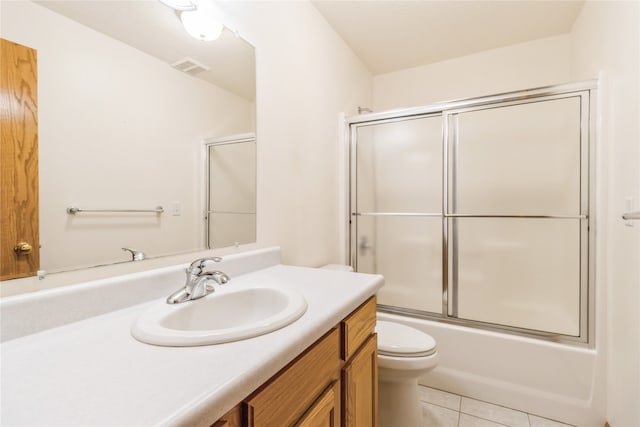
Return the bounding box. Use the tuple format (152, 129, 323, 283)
(210, 270, 230, 285)
(187, 257, 223, 275)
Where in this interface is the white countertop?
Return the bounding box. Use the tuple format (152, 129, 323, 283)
(1, 264, 383, 426)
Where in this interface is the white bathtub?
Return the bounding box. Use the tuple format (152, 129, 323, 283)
(376, 311, 605, 427)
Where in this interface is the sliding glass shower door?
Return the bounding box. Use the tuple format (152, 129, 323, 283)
(353, 116, 443, 314)
(350, 83, 594, 342)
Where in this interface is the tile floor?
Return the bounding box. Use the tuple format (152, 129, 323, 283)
(418, 386, 575, 427)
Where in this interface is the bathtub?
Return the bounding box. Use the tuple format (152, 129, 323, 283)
(376, 311, 605, 427)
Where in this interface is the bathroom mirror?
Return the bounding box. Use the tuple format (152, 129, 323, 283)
(0, 0, 256, 280)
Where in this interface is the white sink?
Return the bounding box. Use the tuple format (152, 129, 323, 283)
(131, 286, 307, 346)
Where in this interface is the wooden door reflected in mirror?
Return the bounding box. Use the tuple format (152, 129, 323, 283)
(1, 38, 40, 280)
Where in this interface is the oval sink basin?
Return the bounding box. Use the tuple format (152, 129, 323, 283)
(131, 286, 307, 346)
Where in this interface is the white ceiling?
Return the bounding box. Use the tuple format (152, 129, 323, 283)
(33, 1, 585, 95)
(35, 0, 256, 100)
(312, 0, 585, 75)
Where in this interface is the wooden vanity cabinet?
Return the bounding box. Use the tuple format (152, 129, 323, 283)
(212, 296, 378, 427)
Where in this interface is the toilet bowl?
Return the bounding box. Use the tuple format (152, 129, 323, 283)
(319, 264, 439, 427)
(376, 320, 439, 427)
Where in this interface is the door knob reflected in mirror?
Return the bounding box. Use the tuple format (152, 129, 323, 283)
(14, 242, 33, 256)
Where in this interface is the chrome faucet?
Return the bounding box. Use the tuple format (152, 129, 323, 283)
(122, 247, 145, 261)
(166, 257, 230, 304)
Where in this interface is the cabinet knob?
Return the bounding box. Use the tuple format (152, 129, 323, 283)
(14, 242, 33, 255)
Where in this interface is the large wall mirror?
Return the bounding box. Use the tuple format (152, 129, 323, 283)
(0, 0, 256, 280)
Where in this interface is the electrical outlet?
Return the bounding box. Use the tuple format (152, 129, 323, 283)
(171, 201, 181, 216)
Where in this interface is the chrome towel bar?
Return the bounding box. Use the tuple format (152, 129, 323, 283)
(66, 206, 164, 214)
(622, 211, 640, 220)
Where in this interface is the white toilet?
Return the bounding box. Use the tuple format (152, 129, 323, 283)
(376, 320, 438, 427)
(320, 264, 439, 427)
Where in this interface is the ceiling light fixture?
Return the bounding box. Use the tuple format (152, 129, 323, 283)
(179, 9, 224, 41)
(159, 0, 224, 42)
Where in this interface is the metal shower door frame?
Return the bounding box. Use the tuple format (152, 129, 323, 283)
(347, 81, 597, 346)
(204, 133, 257, 249)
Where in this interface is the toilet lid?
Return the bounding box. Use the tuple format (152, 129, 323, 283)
(376, 321, 437, 357)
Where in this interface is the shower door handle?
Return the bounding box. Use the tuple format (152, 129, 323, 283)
(359, 236, 374, 255)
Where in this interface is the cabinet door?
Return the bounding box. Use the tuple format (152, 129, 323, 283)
(342, 333, 378, 427)
(295, 381, 340, 427)
(244, 329, 340, 427)
(210, 405, 242, 427)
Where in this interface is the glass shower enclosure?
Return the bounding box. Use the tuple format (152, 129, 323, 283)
(349, 82, 595, 343)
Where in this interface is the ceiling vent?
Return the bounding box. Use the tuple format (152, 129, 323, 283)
(171, 57, 210, 74)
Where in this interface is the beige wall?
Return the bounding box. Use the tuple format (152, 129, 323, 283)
(224, 1, 373, 267)
(373, 34, 572, 110)
(571, 2, 640, 426)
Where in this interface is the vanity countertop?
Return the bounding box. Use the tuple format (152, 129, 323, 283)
(1, 264, 383, 426)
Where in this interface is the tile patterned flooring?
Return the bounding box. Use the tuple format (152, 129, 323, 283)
(418, 386, 575, 427)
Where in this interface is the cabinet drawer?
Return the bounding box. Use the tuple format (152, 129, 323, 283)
(341, 296, 376, 361)
(244, 328, 340, 427)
